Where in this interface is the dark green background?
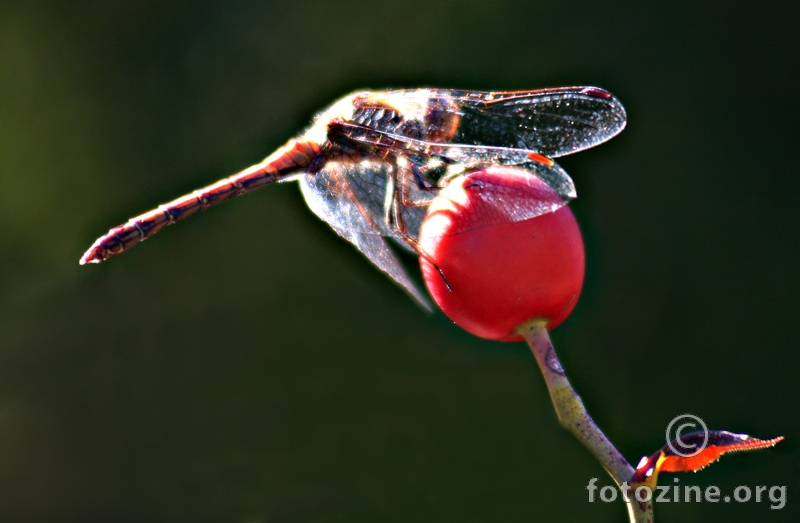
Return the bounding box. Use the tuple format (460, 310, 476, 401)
(1, 1, 797, 521)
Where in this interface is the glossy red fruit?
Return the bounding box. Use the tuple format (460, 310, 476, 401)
(419, 166, 585, 341)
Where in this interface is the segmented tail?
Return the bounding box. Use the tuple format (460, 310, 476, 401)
(80, 139, 320, 264)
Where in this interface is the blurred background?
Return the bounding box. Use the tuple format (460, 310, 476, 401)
(1, 1, 798, 521)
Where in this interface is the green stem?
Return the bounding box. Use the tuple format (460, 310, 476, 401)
(518, 321, 653, 523)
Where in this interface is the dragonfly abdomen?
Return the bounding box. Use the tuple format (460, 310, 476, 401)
(80, 138, 320, 264)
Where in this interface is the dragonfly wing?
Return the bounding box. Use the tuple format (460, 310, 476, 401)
(438, 143, 576, 200)
(432, 168, 570, 236)
(377, 87, 626, 157)
(298, 163, 432, 309)
(337, 158, 429, 242)
(301, 160, 389, 234)
(329, 122, 577, 201)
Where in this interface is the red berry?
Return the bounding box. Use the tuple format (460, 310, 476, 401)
(419, 166, 585, 341)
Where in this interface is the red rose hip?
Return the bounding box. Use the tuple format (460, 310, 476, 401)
(419, 166, 585, 341)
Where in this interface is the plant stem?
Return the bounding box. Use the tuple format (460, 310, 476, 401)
(518, 320, 654, 523)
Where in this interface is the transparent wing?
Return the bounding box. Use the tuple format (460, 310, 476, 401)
(374, 86, 627, 157)
(301, 159, 429, 239)
(426, 168, 570, 236)
(328, 121, 576, 200)
(298, 161, 431, 309)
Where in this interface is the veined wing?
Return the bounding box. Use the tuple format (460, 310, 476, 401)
(328, 121, 576, 201)
(424, 167, 571, 236)
(373, 86, 626, 157)
(302, 158, 430, 239)
(298, 160, 431, 309)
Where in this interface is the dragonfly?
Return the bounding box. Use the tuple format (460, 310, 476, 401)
(80, 87, 626, 307)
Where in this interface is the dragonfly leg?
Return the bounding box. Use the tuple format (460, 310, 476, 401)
(383, 168, 398, 231)
(386, 165, 453, 292)
(411, 162, 432, 190)
(399, 158, 444, 208)
(385, 162, 414, 238)
(407, 235, 453, 292)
